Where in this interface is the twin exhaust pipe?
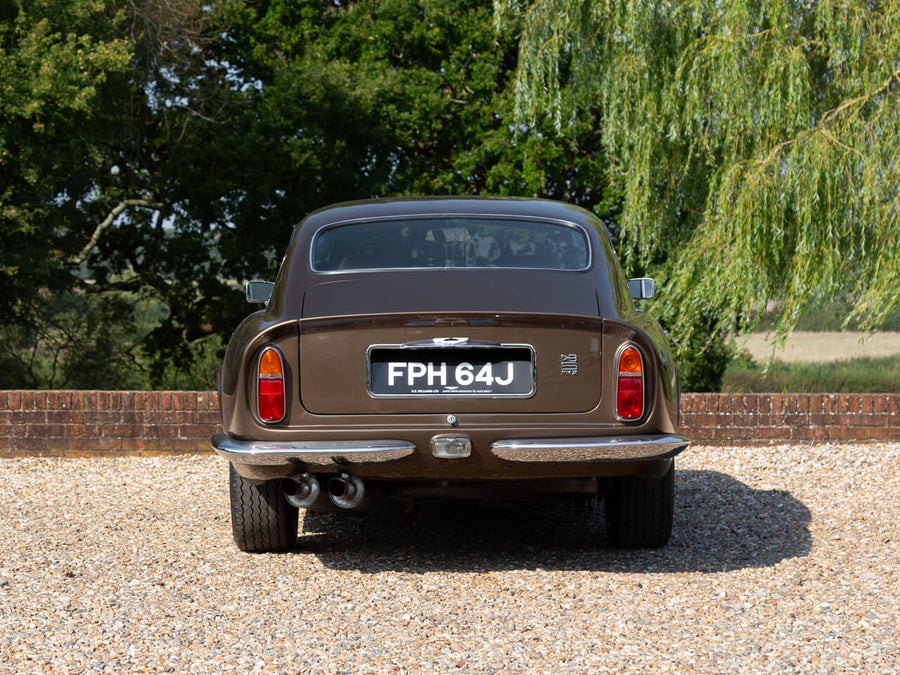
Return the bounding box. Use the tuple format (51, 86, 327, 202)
(281, 473, 365, 510)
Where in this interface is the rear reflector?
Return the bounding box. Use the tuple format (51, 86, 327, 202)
(616, 345, 644, 421)
(258, 346, 285, 423)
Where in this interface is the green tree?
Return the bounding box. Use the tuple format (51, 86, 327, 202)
(0, 0, 130, 315)
(0, 0, 142, 388)
(246, 0, 615, 207)
(495, 0, 900, 388)
(2, 0, 619, 388)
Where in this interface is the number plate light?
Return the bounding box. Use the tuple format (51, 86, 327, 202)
(431, 435, 473, 459)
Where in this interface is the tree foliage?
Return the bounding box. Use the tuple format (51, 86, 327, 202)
(14, 0, 896, 390)
(0, 0, 130, 311)
(495, 0, 900, 381)
(1, 0, 617, 388)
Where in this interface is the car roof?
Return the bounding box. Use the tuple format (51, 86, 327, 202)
(298, 196, 602, 232)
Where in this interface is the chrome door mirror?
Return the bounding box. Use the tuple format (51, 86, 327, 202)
(245, 280, 275, 304)
(627, 277, 655, 301)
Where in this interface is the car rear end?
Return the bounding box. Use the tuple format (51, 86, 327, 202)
(213, 199, 689, 551)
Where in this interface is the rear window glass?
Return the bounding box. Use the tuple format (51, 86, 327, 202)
(312, 217, 590, 272)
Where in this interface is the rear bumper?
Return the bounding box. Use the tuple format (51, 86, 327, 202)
(490, 434, 690, 462)
(211, 433, 416, 466)
(212, 432, 689, 466)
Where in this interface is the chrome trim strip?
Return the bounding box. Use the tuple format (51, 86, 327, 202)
(490, 434, 690, 463)
(211, 433, 415, 466)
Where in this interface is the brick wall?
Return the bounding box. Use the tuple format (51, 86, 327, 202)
(681, 393, 900, 445)
(0, 391, 897, 456)
(0, 391, 220, 457)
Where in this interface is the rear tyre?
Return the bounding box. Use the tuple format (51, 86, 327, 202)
(229, 464, 298, 552)
(603, 461, 674, 548)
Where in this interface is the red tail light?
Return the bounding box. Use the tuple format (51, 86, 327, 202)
(616, 345, 644, 421)
(257, 346, 285, 423)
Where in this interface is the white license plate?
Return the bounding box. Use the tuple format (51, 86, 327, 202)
(368, 347, 534, 397)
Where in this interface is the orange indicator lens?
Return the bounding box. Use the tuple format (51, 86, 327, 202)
(259, 347, 283, 376)
(619, 346, 643, 374)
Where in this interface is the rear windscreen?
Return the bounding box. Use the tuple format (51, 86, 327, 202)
(312, 217, 590, 272)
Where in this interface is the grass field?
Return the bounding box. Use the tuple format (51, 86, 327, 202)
(738, 331, 900, 363)
(723, 331, 900, 393)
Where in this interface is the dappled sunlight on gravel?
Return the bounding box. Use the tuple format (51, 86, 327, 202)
(1, 445, 899, 673)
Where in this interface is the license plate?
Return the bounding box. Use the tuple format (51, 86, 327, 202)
(368, 346, 534, 397)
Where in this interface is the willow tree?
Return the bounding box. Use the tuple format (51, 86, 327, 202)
(495, 0, 900, 386)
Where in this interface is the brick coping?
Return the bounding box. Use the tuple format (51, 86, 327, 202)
(0, 391, 897, 456)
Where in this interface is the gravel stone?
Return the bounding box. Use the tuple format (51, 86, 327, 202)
(1, 443, 899, 673)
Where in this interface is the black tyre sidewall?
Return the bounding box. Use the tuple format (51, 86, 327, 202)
(604, 461, 674, 548)
(229, 464, 299, 552)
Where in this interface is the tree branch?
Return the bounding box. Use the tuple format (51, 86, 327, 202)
(71, 198, 164, 266)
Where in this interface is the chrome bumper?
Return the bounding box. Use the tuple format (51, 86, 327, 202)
(489, 434, 690, 462)
(213, 432, 689, 466)
(211, 433, 415, 466)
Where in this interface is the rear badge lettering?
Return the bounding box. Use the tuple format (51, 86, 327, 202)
(561, 353, 578, 376)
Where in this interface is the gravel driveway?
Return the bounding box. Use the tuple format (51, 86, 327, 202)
(1, 443, 899, 673)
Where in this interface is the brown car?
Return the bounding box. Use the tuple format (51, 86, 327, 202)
(213, 197, 689, 552)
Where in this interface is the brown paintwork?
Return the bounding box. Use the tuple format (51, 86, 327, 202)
(216, 197, 684, 483)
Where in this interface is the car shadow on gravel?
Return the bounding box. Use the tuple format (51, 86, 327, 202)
(297, 470, 811, 574)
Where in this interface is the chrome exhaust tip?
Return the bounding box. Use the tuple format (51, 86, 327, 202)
(281, 473, 320, 509)
(327, 473, 365, 509)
